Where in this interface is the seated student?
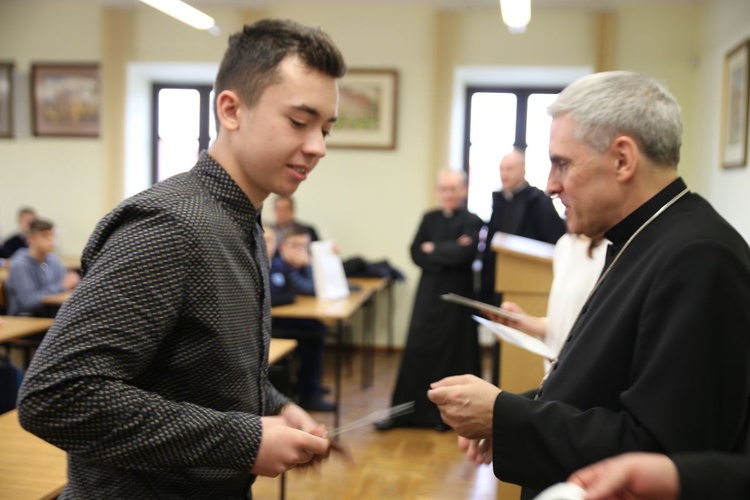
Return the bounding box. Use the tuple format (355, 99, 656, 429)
(6, 219, 80, 316)
(1, 207, 36, 261)
(265, 227, 334, 412)
(270, 196, 320, 244)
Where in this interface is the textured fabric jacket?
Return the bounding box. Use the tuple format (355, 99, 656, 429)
(18, 152, 288, 499)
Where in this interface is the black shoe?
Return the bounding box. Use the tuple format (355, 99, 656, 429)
(373, 418, 398, 431)
(299, 397, 336, 412)
(320, 385, 331, 395)
(433, 422, 451, 433)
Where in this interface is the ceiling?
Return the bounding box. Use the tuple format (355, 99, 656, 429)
(104, 0, 702, 10)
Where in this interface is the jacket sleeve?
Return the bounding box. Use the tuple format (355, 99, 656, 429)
(17, 211, 263, 473)
(410, 214, 443, 273)
(428, 213, 483, 268)
(672, 453, 750, 500)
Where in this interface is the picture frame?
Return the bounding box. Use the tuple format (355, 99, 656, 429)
(328, 68, 398, 150)
(31, 63, 100, 137)
(0, 62, 13, 138)
(721, 40, 750, 168)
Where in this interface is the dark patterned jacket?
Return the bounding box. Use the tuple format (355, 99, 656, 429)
(18, 152, 288, 499)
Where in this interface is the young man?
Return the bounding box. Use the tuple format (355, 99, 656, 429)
(6, 219, 80, 316)
(270, 228, 334, 412)
(18, 19, 346, 499)
(428, 72, 750, 499)
(0, 207, 37, 262)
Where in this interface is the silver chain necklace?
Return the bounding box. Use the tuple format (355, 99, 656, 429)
(535, 186, 690, 398)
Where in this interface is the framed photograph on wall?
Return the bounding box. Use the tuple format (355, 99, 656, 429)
(0, 62, 13, 138)
(31, 63, 100, 137)
(327, 68, 398, 150)
(721, 40, 750, 168)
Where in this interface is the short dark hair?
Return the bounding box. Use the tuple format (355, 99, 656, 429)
(29, 219, 54, 234)
(285, 227, 311, 240)
(215, 18, 346, 112)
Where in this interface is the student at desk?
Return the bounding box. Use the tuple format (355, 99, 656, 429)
(266, 228, 335, 412)
(6, 219, 79, 317)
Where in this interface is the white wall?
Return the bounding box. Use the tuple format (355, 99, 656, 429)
(693, 0, 750, 241)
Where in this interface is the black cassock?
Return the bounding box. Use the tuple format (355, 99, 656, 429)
(390, 208, 484, 427)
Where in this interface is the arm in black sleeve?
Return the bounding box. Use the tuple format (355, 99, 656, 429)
(672, 453, 750, 500)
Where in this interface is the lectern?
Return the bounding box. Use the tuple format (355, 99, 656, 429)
(490, 232, 554, 500)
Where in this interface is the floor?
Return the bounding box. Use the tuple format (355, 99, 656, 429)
(252, 348, 498, 500)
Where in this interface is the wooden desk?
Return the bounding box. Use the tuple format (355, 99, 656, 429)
(41, 291, 72, 307)
(268, 338, 298, 365)
(272, 283, 378, 430)
(0, 338, 298, 500)
(0, 316, 54, 344)
(0, 410, 66, 500)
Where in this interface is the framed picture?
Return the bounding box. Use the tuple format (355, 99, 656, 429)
(31, 63, 100, 137)
(721, 40, 750, 168)
(0, 62, 13, 138)
(328, 68, 398, 150)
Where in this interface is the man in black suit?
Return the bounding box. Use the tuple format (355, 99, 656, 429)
(479, 149, 566, 303)
(428, 71, 750, 499)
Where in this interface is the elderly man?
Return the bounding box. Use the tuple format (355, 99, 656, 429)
(376, 169, 483, 431)
(479, 149, 565, 303)
(428, 71, 750, 499)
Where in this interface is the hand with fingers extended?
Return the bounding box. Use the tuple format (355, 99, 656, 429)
(250, 416, 332, 477)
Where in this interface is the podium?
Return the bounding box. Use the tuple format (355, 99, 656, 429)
(490, 232, 554, 500)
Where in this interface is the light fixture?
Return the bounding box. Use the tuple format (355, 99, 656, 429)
(138, 0, 219, 34)
(500, 0, 531, 34)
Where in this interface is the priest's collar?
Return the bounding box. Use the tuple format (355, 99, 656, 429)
(604, 177, 687, 247)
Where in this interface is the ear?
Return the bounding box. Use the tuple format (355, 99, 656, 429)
(215, 90, 242, 132)
(612, 135, 639, 182)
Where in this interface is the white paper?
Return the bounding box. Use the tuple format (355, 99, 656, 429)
(474, 315, 556, 360)
(310, 240, 350, 300)
(532, 482, 586, 500)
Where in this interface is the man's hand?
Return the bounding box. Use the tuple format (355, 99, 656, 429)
(251, 416, 331, 477)
(568, 452, 679, 500)
(459, 436, 493, 465)
(63, 271, 81, 291)
(280, 246, 311, 268)
(421, 241, 435, 254)
(427, 374, 500, 439)
(457, 235, 473, 246)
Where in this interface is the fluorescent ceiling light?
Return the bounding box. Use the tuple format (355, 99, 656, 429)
(500, 0, 531, 34)
(138, 0, 216, 31)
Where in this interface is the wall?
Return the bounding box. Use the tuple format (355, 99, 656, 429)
(1, 0, 746, 347)
(693, 0, 750, 240)
(0, 0, 105, 258)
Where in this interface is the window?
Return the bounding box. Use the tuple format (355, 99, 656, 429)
(464, 87, 562, 221)
(151, 84, 215, 184)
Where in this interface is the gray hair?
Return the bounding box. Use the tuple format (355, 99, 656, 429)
(548, 71, 682, 167)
